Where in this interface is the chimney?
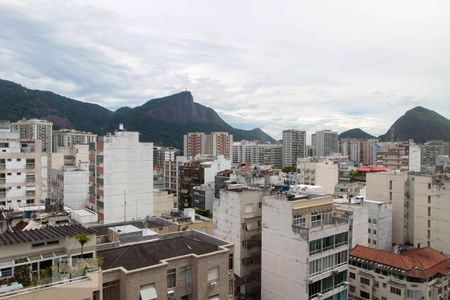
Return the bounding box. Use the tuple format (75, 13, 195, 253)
(119, 123, 124, 131)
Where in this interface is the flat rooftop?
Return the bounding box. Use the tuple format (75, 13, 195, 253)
(99, 232, 226, 271)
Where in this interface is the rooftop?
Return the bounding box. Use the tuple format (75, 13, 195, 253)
(99, 232, 226, 271)
(350, 245, 450, 279)
(0, 224, 95, 247)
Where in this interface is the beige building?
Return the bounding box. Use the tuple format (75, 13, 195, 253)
(349, 245, 450, 300)
(0, 127, 48, 209)
(11, 119, 53, 153)
(51, 144, 90, 170)
(367, 171, 450, 255)
(366, 172, 409, 245)
(297, 158, 339, 194)
(153, 190, 177, 216)
(98, 230, 234, 300)
(183, 132, 233, 160)
(52, 129, 97, 153)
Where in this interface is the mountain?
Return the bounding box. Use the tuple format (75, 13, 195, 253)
(0, 79, 275, 148)
(379, 106, 450, 143)
(339, 128, 375, 139)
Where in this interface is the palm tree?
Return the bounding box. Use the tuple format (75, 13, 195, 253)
(75, 233, 90, 258)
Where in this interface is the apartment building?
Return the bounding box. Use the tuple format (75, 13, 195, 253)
(232, 141, 282, 169)
(50, 165, 90, 210)
(98, 230, 234, 300)
(184, 132, 233, 160)
(282, 130, 306, 167)
(333, 200, 369, 249)
(11, 119, 53, 153)
(213, 185, 265, 299)
(421, 140, 450, 171)
(0, 127, 48, 209)
(297, 158, 339, 194)
(164, 156, 188, 194)
(262, 193, 349, 300)
(0, 224, 100, 300)
(90, 126, 153, 224)
(314, 130, 339, 157)
(367, 172, 450, 255)
(154, 146, 177, 167)
(192, 182, 215, 211)
(52, 129, 96, 153)
(348, 245, 450, 300)
(375, 141, 421, 172)
(51, 144, 90, 170)
(363, 199, 393, 251)
(339, 138, 361, 163)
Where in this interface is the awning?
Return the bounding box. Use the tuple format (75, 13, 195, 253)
(208, 296, 220, 300)
(140, 284, 157, 300)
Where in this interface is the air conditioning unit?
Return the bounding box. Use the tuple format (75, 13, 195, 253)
(209, 281, 217, 289)
(167, 290, 175, 298)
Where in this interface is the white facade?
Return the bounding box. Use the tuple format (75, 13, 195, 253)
(201, 155, 232, 183)
(408, 141, 421, 172)
(297, 158, 339, 194)
(363, 199, 393, 251)
(96, 130, 153, 224)
(50, 166, 89, 210)
(261, 194, 349, 300)
(333, 201, 369, 249)
(233, 141, 283, 169)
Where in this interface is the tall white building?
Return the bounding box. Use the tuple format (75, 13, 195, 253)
(50, 165, 89, 210)
(282, 130, 306, 167)
(363, 199, 393, 251)
(262, 194, 349, 300)
(52, 129, 97, 153)
(92, 126, 153, 224)
(0, 124, 48, 209)
(11, 119, 53, 152)
(314, 130, 338, 157)
(213, 185, 265, 299)
(339, 138, 361, 163)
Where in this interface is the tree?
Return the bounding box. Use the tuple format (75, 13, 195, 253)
(75, 233, 90, 258)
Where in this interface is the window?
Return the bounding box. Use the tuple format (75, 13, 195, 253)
(167, 268, 176, 288)
(360, 277, 370, 285)
(390, 286, 401, 295)
(181, 295, 192, 300)
(372, 219, 377, 224)
(17, 172, 21, 176)
(360, 290, 370, 299)
(427, 230, 430, 239)
(382, 283, 387, 288)
(180, 266, 192, 286)
(103, 280, 120, 300)
(428, 207, 431, 217)
(32, 242, 45, 248)
(229, 253, 233, 270)
(389, 180, 392, 190)
(349, 272, 356, 279)
(368, 218, 371, 223)
(428, 195, 431, 203)
(373, 240, 377, 245)
(208, 267, 219, 282)
(373, 229, 377, 235)
(428, 220, 431, 228)
(349, 285, 356, 293)
(0, 268, 12, 278)
(293, 213, 306, 227)
(368, 228, 371, 233)
(92, 290, 100, 300)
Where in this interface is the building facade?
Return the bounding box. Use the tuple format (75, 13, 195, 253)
(52, 129, 96, 153)
(282, 130, 306, 167)
(11, 119, 53, 153)
(262, 194, 349, 300)
(91, 127, 153, 224)
(314, 130, 339, 157)
(297, 158, 339, 195)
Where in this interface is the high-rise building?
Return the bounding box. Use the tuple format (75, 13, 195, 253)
(261, 194, 349, 300)
(282, 129, 306, 167)
(11, 119, 53, 152)
(213, 184, 265, 299)
(421, 140, 450, 171)
(314, 130, 339, 157)
(232, 141, 282, 168)
(360, 139, 377, 165)
(52, 129, 96, 152)
(339, 138, 361, 163)
(0, 125, 48, 209)
(366, 172, 450, 255)
(375, 141, 421, 172)
(90, 125, 153, 224)
(183, 131, 233, 160)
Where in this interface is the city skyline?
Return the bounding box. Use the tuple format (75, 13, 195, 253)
(1, 0, 449, 139)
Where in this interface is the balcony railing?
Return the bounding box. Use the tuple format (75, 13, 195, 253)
(292, 216, 348, 237)
(26, 164, 35, 170)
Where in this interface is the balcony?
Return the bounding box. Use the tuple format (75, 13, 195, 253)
(292, 216, 348, 239)
(26, 191, 35, 197)
(26, 164, 35, 170)
(0, 192, 5, 199)
(0, 164, 5, 170)
(0, 178, 5, 185)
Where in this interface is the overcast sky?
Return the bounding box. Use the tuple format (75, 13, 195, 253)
(1, 0, 449, 140)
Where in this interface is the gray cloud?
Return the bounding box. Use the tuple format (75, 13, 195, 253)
(0, 0, 449, 140)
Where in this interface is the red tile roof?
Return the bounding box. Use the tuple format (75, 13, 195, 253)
(356, 167, 391, 172)
(350, 245, 450, 279)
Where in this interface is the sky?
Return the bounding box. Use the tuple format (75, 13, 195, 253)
(1, 0, 449, 140)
